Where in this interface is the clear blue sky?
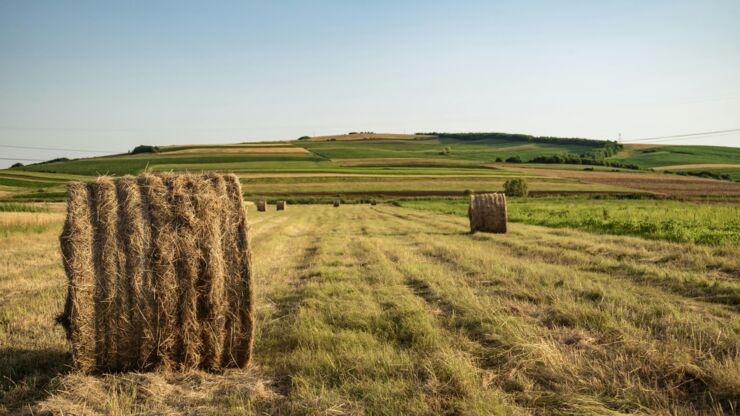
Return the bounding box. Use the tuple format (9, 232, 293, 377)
(1, 0, 739, 167)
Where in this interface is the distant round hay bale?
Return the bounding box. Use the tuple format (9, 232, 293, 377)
(370, 200, 377, 206)
(333, 200, 340, 207)
(256, 200, 266, 212)
(468, 193, 507, 234)
(58, 173, 254, 373)
(276, 200, 286, 211)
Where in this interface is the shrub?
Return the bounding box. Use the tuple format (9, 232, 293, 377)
(505, 156, 522, 163)
(130, 145, 160, 154)
(504, 178, 528, 197)
(297, 136, 311, 141)
(10, 162, 24, 168)
(463, 189, 474, 196)
(495, 157, 503, 162)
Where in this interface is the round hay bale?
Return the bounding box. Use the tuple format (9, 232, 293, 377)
(59, 173, 254, 373)
(468, 193, 507, 234)
(370, 200, 377, 206)
(333, 200, 340, 207)
(276, 200, 286, 211)
(256, 200, 266, 212)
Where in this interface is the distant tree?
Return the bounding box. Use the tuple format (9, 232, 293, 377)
(131, 145, 160, 154)
(495, 157, 503, 162)
(504, 178, 528, 197)
(10, 162, 23, 168)
(297, 136, 311, 140)
(505, 156, 522, 163)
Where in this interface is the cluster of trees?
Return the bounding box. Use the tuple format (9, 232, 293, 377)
(130, 145, 160, 154)
(528, 153, 639, 169)
(664, 170, 734, 182)
(504, 178, 528, 197)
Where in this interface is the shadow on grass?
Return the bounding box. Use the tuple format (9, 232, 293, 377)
(0, 347, 71, 413)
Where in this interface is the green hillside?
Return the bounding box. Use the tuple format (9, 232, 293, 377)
(297, 136, 604, 162)
(610, 145, 740, 168)
(2, 133, 739, 202)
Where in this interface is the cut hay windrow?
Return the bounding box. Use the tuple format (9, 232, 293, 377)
(276, 200, 286, 211)
(256, 200, 266, 212)
(468, 193, 507, 234)
(58, 173, 254, 373)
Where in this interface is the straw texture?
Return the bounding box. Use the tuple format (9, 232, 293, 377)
(468, 193, 507, 234)
(58, 173, 254, 373)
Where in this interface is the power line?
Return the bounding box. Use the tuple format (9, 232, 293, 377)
(0, 144, 117, 154)
(0, 157, 46, 162)
(621, 128, 740, 143)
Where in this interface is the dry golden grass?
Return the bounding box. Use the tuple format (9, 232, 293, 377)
(1, 204, 738, 415)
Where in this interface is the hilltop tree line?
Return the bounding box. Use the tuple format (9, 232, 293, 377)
(419, 131, 621, 149)
(421, 132, 633, 169)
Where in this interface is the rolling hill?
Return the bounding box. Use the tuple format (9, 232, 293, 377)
(1, 132, 739, 202)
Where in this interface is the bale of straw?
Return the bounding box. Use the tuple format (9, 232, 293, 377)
(276, 200, 286, 211)
(333, 200, 340, 207)
(468, 193, 507, 234)
(370, 200, 377, 206)
(256, 200, 266, 212)
(58, 173, 254, 373)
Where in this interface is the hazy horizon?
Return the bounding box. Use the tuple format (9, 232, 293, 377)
(2, 1, 739, 168)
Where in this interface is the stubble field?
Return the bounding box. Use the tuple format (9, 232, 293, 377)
(1, 204, 738, 415)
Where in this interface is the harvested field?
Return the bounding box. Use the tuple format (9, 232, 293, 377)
(2, 204, 738, 414)
(238, 173, 533, 179)
(240, 180, 639, 196)
(510, 167, 740, 196)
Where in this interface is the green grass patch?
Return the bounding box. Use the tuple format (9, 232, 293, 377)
(398, 197, 740, 246)
(610, 145, 740, 168)
(0, 203, 50, 213)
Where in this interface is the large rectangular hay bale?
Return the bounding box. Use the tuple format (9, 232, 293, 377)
(333, 200, 340, 207)
(276, 200, 286, 211)
(468, 193, 507, 233)
(256, 200, 266, 212)
(58, 173, 254, 373)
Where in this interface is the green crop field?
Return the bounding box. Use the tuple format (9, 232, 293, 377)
(610, 145, 740, 169)
(297, 136, 603, 162)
